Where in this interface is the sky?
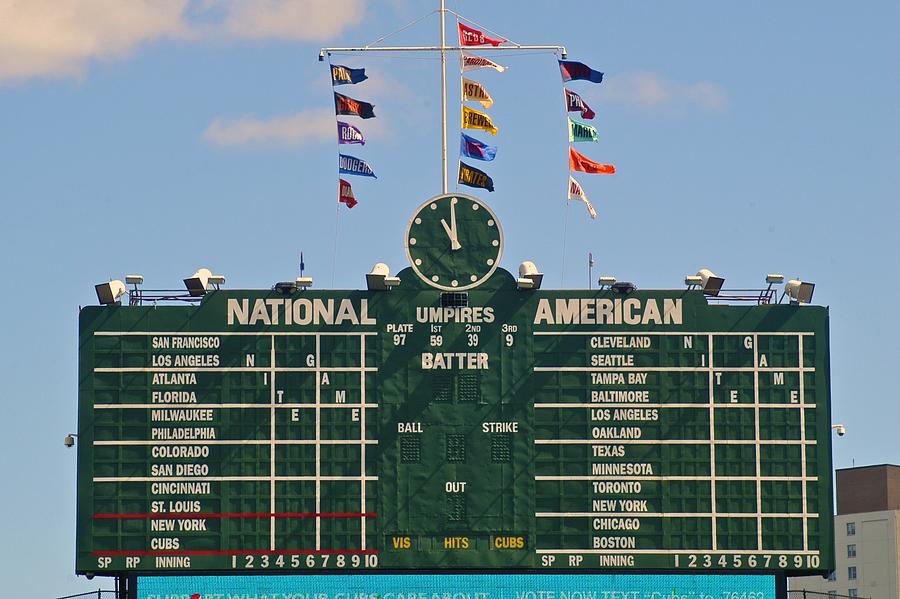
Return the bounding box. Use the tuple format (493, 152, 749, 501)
(0, 1, 898, 596)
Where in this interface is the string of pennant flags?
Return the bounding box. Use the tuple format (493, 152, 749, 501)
(561, 59, 615, 220)
(326, 20, 614, 217)
(330, 62, 376, 209)
(457, 20, 504, 194)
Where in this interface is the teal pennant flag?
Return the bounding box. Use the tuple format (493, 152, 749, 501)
(568, 117, 599, 143)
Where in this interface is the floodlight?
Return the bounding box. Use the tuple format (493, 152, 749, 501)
(598, 275, 617, 290)
(684, 275, 702, 288)
(296, 276, 313, 289)
(612, 281, 636, 294)
(367, 263, 400, 291)
(697, 268, 725, 296)
(274, 282, 297, 294)
(183, 268, 212, 296)
(208, 275, 226, 287)
(785, 279, 815, 304)
(766, 274, 784, 284)
(95, 280, 127, 305)
(125, 275, 143, 285)
(517, 261, 543, 290)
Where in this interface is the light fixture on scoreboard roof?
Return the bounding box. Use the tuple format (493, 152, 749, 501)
(274, 281, 297, 294)
(367, 263, 401, 291)
(684, 275, 702, 290)
(697, 268, 725, 296)
(612, 281, 637, 294)
(598, 275, 617, 290)
(516, 261, 543, 290)
(183, 268, 225, 296)
(784, 279, 815, 305)
(95, 279, 127, 305)
(296, 276, 313, 289)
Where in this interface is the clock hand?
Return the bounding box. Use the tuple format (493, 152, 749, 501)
(449, 199, 461, 250)
(440, 218, 462, 250)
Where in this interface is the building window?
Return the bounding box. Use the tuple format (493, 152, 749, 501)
(846, 521, 856, 536)
(847, 544, 857, 558)
(827, 591, 836, 599)
(848, 590, 858, 599)
(848, 566, 857, 580)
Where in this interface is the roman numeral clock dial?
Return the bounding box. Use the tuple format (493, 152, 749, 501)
(405, 194, 503, 291)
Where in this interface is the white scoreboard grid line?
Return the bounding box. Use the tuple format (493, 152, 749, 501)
(90, 330, 377, 556)
(533, 330, 817, 555)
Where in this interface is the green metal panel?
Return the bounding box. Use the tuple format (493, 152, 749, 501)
(76, 268, 833, 575)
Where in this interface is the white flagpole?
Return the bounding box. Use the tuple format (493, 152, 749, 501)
(440, 0, 448, 193)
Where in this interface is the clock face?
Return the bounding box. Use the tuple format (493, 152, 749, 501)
(405, 193, 504, 291)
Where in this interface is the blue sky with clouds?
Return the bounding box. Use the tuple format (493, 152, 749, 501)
(0, 1, 897, 596)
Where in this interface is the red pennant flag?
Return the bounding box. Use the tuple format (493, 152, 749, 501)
(569, 147, 615, 175)
(339, 178, 358, 208)
(458, 22, 505, 47)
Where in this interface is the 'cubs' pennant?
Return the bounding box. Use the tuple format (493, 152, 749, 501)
(458, 22, 505, 47)
(462, 105, 498, 135)
(559, 60, 604, 84)
(462, 77, 494, 109)
(565, 88, 595, 119)
(458, 160, 495, 192)
(331, 64, 368, 86)
(461, 51, 506, 73)
(334, 92, 375, 119)
(568, 176, 597, 219)
(339, 178, 358, 208)
(460, 133, 497, 161)
(569, 147, 615, 175)
(337, 121, 365, 145)
(339, 154, 376, 178)
(568, 117, 599, 143)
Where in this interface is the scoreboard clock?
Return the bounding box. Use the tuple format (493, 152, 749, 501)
(76, 193, 834, 577)
(405, 193, 503, 291)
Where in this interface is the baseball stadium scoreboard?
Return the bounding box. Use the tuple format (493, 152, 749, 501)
(76, 194, 833, 581)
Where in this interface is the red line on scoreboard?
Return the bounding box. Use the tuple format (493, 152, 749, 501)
(92, 512, 376, 519)
(91, 549, 379, 556)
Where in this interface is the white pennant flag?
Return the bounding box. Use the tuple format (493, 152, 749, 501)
(568, 176, 597, 219)
(461, 51, 507, 73)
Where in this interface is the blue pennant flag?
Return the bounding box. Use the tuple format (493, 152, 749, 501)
(559, 60, 604, 84)
(339, 154, 376, 178)
(337, 121, 365, 145)
(460, 132, 497, 161)
(331, 64, 368, 85)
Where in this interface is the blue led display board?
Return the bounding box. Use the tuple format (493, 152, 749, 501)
(135, 573, 778, 599)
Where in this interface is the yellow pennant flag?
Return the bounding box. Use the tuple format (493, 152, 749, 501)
(462, 105, 498, 135)
(462, 77, 494, 109)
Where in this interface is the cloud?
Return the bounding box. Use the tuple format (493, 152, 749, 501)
(599, 71, 728, 111)
(211, 0, 366, 41)
(0, 0, 188, 82)
(203, 107, 388, 147)
(0, 0, 366, 84)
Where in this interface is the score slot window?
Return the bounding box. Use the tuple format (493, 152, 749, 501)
(446, 434, 467, 463)
(400, 436, 422, 464)
(491, 433, 511, 463)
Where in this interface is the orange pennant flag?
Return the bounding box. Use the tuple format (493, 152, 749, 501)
(569, 147, 615, 175)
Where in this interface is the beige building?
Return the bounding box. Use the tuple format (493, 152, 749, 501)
(790, 465, 900, 599)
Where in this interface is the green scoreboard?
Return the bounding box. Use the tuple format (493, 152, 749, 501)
(76, 194, 834, 577)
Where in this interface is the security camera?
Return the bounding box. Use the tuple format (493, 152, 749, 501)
(835, 425, 846, 437)
(64, 433, 76, 448)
